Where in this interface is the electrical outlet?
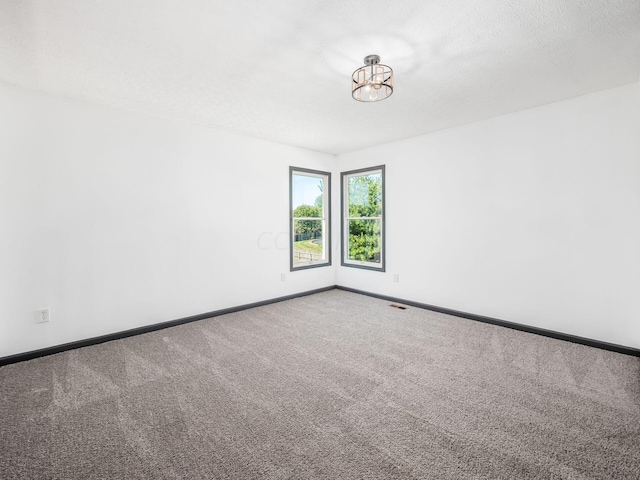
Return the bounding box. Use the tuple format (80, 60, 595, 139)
(281, 273, 286, 281)
(393, 274, 399, 282)
(36, 308, 50, 324)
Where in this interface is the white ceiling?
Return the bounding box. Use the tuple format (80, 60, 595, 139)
(1, 1, 639, 155)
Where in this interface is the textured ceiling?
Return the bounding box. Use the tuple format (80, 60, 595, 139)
(1, 0, 639, 155)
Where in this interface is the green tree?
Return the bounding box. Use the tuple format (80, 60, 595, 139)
(293, 204, 322, 236)
(347, 174, 382, 262)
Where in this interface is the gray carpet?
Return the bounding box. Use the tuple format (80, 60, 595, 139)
(1, 289, 639, 479)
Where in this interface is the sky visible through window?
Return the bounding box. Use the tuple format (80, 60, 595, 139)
(292, 174, 323, 209)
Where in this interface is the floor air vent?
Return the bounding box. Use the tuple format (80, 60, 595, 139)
(389, 304, 407, 310)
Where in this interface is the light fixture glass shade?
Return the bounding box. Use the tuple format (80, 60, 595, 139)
(352, 55, 393, 102)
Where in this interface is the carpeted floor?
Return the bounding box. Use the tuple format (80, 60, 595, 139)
(1, 289, 639, 479)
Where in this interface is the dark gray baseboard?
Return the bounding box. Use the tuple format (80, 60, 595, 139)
(3, 284, 638, 366)
(0, 285, 336, 366)
(335, 285, 640, 358)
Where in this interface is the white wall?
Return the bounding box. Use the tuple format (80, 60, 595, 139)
(2, 81, 638, 358)
(336, 83, 640, 349)
(0, 83, 336, 358)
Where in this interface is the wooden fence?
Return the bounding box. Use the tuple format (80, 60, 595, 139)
(293, 250, 322, 262)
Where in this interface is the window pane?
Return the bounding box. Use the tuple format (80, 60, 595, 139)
(290, 167, 330, 270)
(292, 174, 324, 217)
(348, 173, 382, 218)
(348, 218, 381, 263)
(293, 219, 324, 265)
(341, 166, 385, 271)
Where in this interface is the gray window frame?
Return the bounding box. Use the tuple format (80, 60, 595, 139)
(289, 166, 332, 271)
(341, 165, 386, 272)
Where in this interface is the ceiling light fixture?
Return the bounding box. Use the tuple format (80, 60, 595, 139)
(351, 54, 393, 102)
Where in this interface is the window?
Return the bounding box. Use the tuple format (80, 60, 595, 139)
(290, 167, 331, 270)
(341, 166, 385, 271)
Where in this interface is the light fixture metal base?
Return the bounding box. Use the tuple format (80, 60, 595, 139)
(363, 54, 381, 66)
